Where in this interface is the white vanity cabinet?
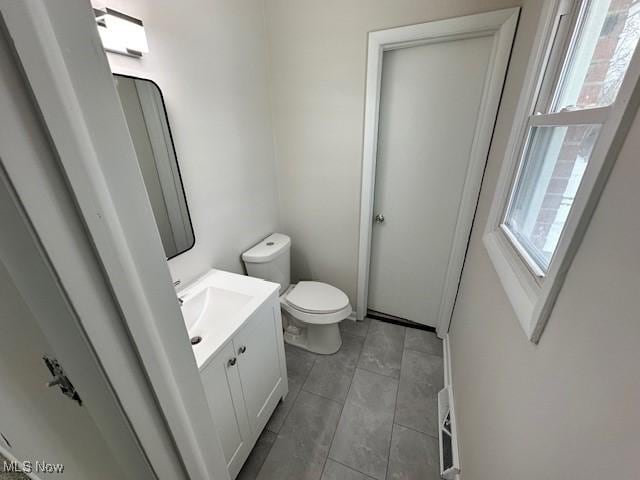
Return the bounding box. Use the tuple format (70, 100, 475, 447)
(200, 341, 251, 477)
(199, 291, 287, 479)
(234, 302, 285, 434)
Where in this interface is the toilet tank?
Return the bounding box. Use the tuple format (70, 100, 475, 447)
(242, 233, 291, 294)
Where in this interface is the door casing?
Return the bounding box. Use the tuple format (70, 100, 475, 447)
(356, 8, 520, 336)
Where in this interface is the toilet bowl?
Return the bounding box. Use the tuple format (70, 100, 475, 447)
(242, 233, 352, 354)
(280, 282, 351, 354)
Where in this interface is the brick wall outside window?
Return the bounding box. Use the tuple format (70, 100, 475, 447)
(530, 0, 640, 254)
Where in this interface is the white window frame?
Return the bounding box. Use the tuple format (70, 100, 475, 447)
(484, 0, 640, 343)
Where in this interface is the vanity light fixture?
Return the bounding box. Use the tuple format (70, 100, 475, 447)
(94, 7, 149, 58)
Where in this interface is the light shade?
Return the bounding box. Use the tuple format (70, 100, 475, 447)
(94, 8, 149, 57)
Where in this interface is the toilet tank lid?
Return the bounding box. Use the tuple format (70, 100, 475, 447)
(242, 233, 291, 263)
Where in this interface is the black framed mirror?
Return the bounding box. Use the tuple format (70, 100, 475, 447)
(114, 74, 195, 259)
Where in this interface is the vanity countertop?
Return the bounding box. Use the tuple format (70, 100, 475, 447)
(177, 269, 280, 370)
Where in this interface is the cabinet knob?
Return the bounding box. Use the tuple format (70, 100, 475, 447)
(228, 357, 237, 367)
(238, 345, 247, 355)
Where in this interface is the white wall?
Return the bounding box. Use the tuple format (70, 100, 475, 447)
(100, 0, 279, 285)
(446, 2, 640, 479)
(263, 0, 519, 303)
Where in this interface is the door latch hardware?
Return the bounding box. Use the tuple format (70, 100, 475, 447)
(43, 355, 82, 406)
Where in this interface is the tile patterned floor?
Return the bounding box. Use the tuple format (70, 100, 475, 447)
(237, 318, 444, 480)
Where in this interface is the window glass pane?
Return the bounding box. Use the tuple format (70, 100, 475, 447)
(505, 124, 600, 270)
(553, 0, 640, 112)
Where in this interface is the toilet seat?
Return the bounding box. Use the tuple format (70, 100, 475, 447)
(281, 283, 352, 326)
(286, 281, 350, 314)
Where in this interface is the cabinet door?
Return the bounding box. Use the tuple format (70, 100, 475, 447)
(234, 303, 284, 434)
(200, 341, 251, 478)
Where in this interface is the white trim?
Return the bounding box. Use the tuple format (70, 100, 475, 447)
(529, 105, 610, 126)
(443, 334, 453, 388)
(500, 223, 546, 279)
(441, 335, 461, 479)
(484, 0, 640, 342)
(436, 9, 519, 338)
(0, 2, 230, 479)
(356, 8, 520, 340)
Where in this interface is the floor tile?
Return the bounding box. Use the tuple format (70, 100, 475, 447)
(357, 320, 405, 378)
(303, 334, 364, 403)
(284, 344, 317, 384)
(321, 459, 375, 480)
(394, 349, 443, 436)
(253, 318, 444, 480)
(266, 344, 316, 433)
(236, 429, 277, 480)
(265, 379, 300, 433)
(387, 424, 440, 480)
(339, 317, 371, 338)
(257, 391, 342, 480)
(403, 328, 443, 356)
(329, 368, 398, 480)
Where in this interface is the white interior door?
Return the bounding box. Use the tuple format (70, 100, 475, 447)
(0, 19, 162, 478)
(368, 34, 495, 326)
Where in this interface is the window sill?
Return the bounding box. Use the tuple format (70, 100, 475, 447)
(483, 229, 543, 342)
(499, 224, 547, 279)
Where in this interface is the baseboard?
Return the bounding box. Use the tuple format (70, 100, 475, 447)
(0, 443, 43, 480)
(442, 334, 461, 480)
(443, 334, 453, 387)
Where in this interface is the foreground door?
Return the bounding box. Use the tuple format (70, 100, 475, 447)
(368, 26, 505, 326)
(0, 260, 142, 479)
(0, 19, 158, 478)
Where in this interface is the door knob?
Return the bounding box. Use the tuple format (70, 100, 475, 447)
(375, 213, 385, 224)
(228, 357, 237, 367)
(238, 345, 247, 355)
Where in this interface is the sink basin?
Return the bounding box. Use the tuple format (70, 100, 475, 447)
(181, 286, 252, 337)
(176, 269, 280, 369)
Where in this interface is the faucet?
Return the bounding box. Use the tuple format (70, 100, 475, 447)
(173, 280, 184, 306)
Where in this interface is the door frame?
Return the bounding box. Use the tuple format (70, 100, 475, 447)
(356, 8, 519, 336)
(0, 1, 230, 479)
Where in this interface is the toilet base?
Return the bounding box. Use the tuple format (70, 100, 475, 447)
(282, 311, 342, 355)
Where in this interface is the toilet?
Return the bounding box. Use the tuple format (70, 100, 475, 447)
(242, 233, 351, 354)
